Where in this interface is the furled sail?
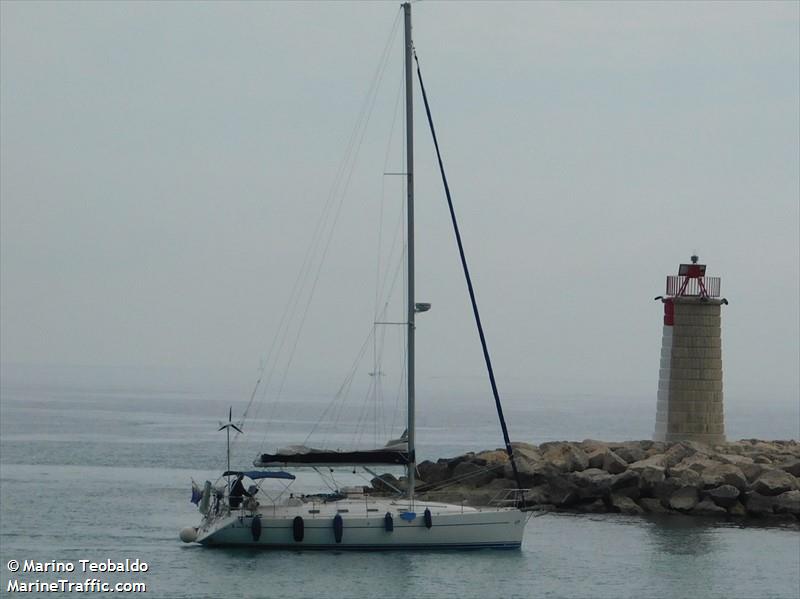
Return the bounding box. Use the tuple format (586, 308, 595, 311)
(254, 438, 409, 467)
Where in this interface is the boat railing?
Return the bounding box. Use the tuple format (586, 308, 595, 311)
(489, 488, 531, 507)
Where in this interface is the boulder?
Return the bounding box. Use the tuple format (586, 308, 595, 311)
(542, 476, 581, 507)
(727, 501, 747, 518)
(718, 454, 755, 467)
(474, 450, 509, 466)
(371, 474, 404, 494)
(602, 450, 628, 475)
(574, 499, 607, 514)
(579, 439, 609, 453)
(645, 442, 667, 457)
(610, 470, 640, 494)
(774, 490, 800, 515)
(739, 462, 771, 483)
(510, 442, 541, 463)
(610, 494, 644, 515)
(523, 485, 550, 507)
(700, 464, 748, 491)
(670, 454, 720, 475)
(673, 468, 701, 488)
(638, 466, 666, 495)
(417, 461, 450, 487)
(744, 492, 777, 515)
(611, 444, 647, 464)
(541, 443, 589, 473)
(663, 442, 701, 468)
(752, 470, 800, 496)
(669, 487, 699, 512)
(628, 455, 667, 472)
(705, 484, 741, 508)
(777, 458, 800, 478)
(654, 478, 683, 506)
(568, 468, 614, 500)
(639, 497, 670, 514)
(452, 460, 497, 488)
(692, 498, 727, 516)
(587, 449, 606, 470)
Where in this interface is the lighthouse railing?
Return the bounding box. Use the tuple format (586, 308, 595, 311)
(666, 275, 721, 298)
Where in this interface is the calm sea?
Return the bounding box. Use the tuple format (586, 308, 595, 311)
(1, 381, 798, 598)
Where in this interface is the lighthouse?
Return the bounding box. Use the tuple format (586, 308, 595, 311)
(654, 256, 728, 445)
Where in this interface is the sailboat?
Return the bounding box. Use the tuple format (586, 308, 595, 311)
(180, 3, 528, 549)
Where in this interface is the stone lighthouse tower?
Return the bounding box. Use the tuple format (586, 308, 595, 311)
(654, 256, 728, 444)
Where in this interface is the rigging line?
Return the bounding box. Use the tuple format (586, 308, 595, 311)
(258, 11, 402, 447)
(303, 322, 374, 445)
(253, 9, 402, 445)
(413, 51, 525, 502)
(266, 9, 400, 425)
(371, 65, 405, 441)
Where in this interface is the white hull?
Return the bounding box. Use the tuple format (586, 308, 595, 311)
(193, 498, 527, 549)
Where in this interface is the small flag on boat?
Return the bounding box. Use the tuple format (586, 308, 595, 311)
(190, 480, 202, 505)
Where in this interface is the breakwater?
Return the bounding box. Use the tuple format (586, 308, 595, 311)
(374, 439, 800, 521)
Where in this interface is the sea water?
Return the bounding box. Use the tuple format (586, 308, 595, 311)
(1, 383, 798, 598)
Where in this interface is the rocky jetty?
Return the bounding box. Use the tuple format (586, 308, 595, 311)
(372, 440, 800, 522)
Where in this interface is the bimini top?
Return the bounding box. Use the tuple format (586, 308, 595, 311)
(254, 444, 409, 468)
(222, 470, 296, 480)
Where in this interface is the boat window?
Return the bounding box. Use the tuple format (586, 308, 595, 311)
(337, 509, 349, 513)
(308, 509, 320, 514)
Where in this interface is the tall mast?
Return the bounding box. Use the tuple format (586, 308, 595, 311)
(403, 1, 416, 502)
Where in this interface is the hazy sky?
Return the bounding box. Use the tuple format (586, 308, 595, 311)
(2, 1, 798, 410)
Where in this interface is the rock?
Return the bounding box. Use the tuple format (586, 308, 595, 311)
(718, 454, 755, 467)
(692, 498, 727, 516)
(640, 498, 670, 514)
(752, 470, 800, 496)
(568, 468, 614, 500)
(777, 458, 800, 478)
(510, 442, 541, 463)
(774, 490, 800, 515)
(611, 444, 647, 464)
(744, 492, 777, 515)
(654, 477, 683, 506)
(371, 474, 404, 493)
(611, 494, 644, 515)
(739, 462, 771, 483)
(754, 455, 773, 464)
(609, 470, 641, 500)
(417, 461, 450, 486)
(629, 455, 667, 472)
(638, 466, 666, 495)
(705, 484, 741, 508)
(603, 450, 628, 474)
(700, 464, 748, 491)
(541, 443, 589, 473)
(669, 487, 699, 512)
(645, 442, 667, 457)
(574, 499, 607, 513)
(727, 501, 747, 517)
(544, 476, 581, 506)
(587, 449, 606, 470)
(475, 450, 509, 466)
(670, 454, 720, 475)
(663, 442, 700, 468)
(523, 485, 550, 507)
(579, 439, 609, 453)
(452, 460, 497, 488)
(673, 468, 701, 488)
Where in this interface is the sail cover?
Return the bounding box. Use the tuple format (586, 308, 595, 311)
(255, 445, 409, 467)
(222, 470, 296, 480)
